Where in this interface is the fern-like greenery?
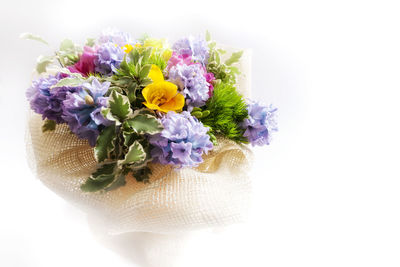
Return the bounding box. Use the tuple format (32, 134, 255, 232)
(147, 52, 167, 71)
(199, 82, 248, 143)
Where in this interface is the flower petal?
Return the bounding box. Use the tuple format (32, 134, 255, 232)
(148, 65, 164, 83)
(159, 93, 185, 112)
(143, 102, 162, 111)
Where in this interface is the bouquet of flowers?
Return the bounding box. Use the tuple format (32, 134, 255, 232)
(24, 29, 277, 235)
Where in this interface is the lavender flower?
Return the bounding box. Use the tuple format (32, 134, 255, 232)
(172, 36, 209, 65)
(94, 42, 125, 76)
(26, 73, 76, 123)
(62, 78, 112, 146)
(98, 28, 135, 47)
(241, 101, 278, 146)
(168, 63, 210, 108)
(149, 111, 213, 167)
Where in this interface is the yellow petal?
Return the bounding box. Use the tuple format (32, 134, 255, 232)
(142, 81, 178, 109)
(159, 93, 185, 112)
(148, 65, 164, 83)
(143, 102, 161, 110)
(123, 44, 133, 53)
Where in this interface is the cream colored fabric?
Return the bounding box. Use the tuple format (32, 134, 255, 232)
(26, 47, 253, 236)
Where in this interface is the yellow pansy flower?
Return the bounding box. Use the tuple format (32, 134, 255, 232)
(142, 65, 184, 113)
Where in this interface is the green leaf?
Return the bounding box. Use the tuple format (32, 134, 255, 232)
(91, 162, 117, 180)
(128, 49, 140, 65)
(206, 30, 211, 42)
(125, 114, 163, 135)
(36, 55, 54, 74)
(122, 130, 136, 147)
(101, 108, 121, 125)
(42, 119, 56, 132)
(81, 176, 115, 192)
(94, 125, 116, 162)
(132, 166, 152, 183)
(85, 38, 95, 47)
(20, 32, 49, 45)
(139, 64, 152, 79)
(81, 162, 117, 192)
(109, 90, 132, 121)
(121, 141, 146, 165)
(59, 39, 75, 53)
(141, 47, 152, 62)
(225, 51, 243, 66)
(105, 173, 127, 191)
(50, 77, 85, 89)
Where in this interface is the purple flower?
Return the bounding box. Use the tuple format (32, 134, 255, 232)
(149, 111, 213, 167)
(62, 78, 112, 146)
(94, 42, 125, 76)
(172, 36, 209, 65)
(68, 46, 96, 77)
(241, 101, 278, 146)
(98, 28, 135, 47)
(168, 63, 210, 108)
(26, 73, 77, 123)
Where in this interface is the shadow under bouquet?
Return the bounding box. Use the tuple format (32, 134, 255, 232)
(24, 29, 277, 235)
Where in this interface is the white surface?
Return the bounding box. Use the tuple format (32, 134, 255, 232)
(1, 0, 400, 266)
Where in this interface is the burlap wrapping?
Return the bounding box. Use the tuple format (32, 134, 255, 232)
(26, 48, 253, 236)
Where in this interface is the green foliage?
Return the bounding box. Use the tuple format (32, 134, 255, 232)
(57, 39, 81, 66)
(199, 82, 248, 144)
(83, 107, 163, 192)
(20, 32, 49, 45)
(36, 55, 54, 74)
(124, 114, 163, 135)
(80, 162, 117, 192)
(206, 32, 243, 86)
(147, 52, 167, 71)
(94, 125, 116, 162)
(121, 141, 146, 164)
(42, 119, 56, 132)
(108, 90, 132, 121)
(225, 51, 243, 66)
(111, 47, 154, 106)
(51, 76, 86, 89)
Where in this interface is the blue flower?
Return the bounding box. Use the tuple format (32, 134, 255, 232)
(241, 101, 278, 146)
(26, 73, 77, 123)
(172, 36, 209, 65)
(94, 42, 125, 76)
(149, 111, 213, 167)
(62, 78, 113, 146)
(168, 63, 210, 108)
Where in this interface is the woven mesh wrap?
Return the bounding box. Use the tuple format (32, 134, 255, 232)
(26, 48, 253, 235)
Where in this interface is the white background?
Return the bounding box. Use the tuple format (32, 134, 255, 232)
(1, 0, 400, 266)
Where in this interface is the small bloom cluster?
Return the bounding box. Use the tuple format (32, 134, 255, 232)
(62, 79, 113, 146)
(150, 111, 213, 167)
(26, 73, 76, 123)
(241, 101, 278, 146)
(168, 62, 211, 108)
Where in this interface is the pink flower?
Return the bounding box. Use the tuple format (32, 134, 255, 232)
(166, 52, 193, 71)
(67, 46, 96, 77)
(204, 71, 215, 97)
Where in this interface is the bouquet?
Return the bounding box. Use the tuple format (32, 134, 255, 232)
(24, 29, 277, 235)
